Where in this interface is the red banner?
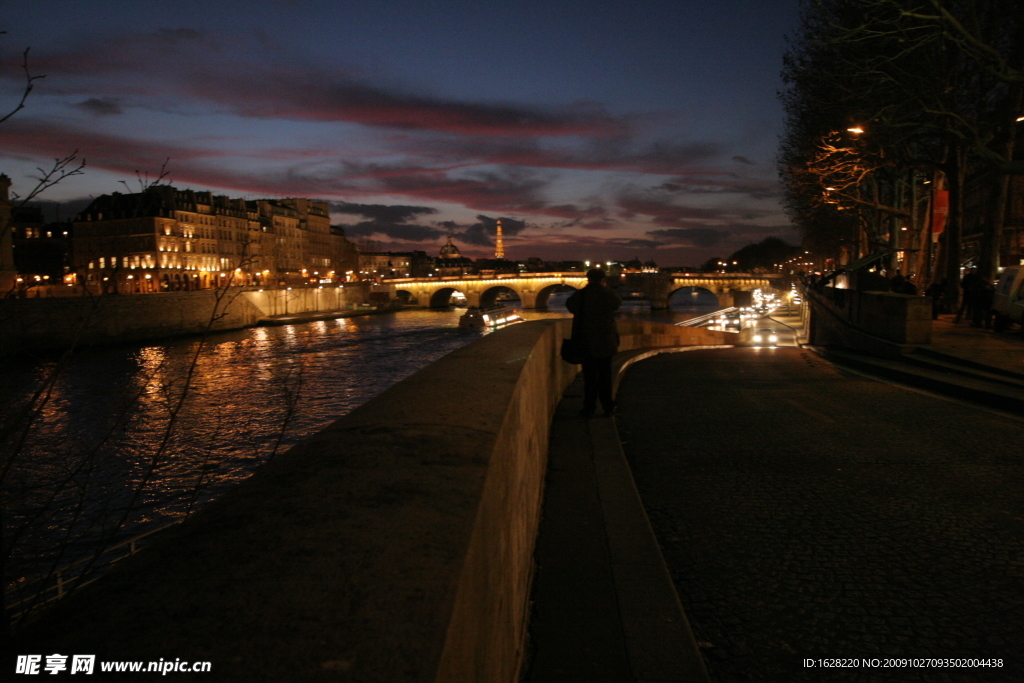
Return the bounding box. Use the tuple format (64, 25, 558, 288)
(932, 189, 949, 235)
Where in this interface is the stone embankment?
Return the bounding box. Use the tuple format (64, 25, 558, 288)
(0, 284, 372, 354)
(10, 319, 731, 682)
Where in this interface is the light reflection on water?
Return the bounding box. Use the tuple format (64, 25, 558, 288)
(1, 289, 717, 582)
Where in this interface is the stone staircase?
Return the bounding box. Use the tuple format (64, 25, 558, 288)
(819, 346, 1024, 415)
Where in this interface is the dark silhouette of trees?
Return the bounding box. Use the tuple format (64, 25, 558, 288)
(727, 237, 804, 273)
(779, 0, 1024, 299)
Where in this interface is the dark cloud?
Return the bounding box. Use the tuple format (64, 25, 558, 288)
(330, 201, 443, 243)
(30, 28, 628, 139)
(330, 201, 437, 223)
(646, 227, 728, 248)
(618, 194, 744, 225)
(577, 218, 621, 230)
(342, 222, 444, 242)
(459, 215, 527, 247)
(0, 118, 214, 169)
(379, 168, 548, 213)
(618, 238, 665, 250)
(409, 136, 724, 176)
(655, 175, 781, 201)
(74, 98, 123, 116)
(541, 204, 609, 220)
(732, 155, 755, 165)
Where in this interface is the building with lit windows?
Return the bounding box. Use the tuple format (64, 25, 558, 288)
(435, 236, 474, 276)
(72, 187, 358, 293)
(358, 252, 413, 279)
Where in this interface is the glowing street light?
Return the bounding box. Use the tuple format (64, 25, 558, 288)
(847, 126, 864, 134)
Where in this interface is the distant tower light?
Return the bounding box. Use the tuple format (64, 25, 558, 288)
(494, 220, 505, 260)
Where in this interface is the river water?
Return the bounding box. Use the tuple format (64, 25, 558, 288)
(0, 290, 716, 593)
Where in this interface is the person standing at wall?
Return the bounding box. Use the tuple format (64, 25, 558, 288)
(566, 268, 622, 418)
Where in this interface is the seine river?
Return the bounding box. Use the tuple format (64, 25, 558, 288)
(0, 290, 716, 595)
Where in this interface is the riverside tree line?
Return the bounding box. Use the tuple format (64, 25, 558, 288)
(779, 0, 1023, 305)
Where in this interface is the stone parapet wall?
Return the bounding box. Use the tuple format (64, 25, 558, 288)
(12, 319, 729, 682)
(240, 284, 367, 318)
(806, 286, 930, 355)
(852, 291, 932, 344)
(0, 284, 369, 354)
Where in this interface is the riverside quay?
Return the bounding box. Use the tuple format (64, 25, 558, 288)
(4, 288, 1023, 681)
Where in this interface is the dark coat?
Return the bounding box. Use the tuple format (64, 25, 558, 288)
(566, 283, 622, 359)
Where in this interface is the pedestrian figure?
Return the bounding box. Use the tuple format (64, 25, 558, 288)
(955, 268, 981, 324)
(925, 280, 945, 319)
(566, 268, 622, 418)
(973, 278, 995, 328)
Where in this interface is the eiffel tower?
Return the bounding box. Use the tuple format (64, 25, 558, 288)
(494, 219, 505, 260)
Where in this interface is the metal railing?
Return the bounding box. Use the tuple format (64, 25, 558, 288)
(676, 307, 737, 327)
(4, 520, 181, 624)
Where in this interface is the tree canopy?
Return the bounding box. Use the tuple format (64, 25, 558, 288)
(778, 0, 1024, 286)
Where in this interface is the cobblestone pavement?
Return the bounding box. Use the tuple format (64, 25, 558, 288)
(616, 347, 1024, 682)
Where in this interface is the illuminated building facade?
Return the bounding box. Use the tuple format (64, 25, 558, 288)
(435, 236, 474, 276)
(72, 187, 358, 293)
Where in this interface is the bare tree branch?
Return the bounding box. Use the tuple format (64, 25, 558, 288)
(11, 151, 86, 207)
(0, 41, 45, 125)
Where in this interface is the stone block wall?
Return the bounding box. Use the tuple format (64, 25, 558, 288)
(806, 287, 930, 355)
(12, 319, 729, 682)
(0, 284, 369, 354)
(852, 291, 932, 344)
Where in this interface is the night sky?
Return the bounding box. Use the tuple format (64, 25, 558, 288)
(1, 0, 801, 265)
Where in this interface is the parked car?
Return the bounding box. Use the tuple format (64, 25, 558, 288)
(992, 266, 1024, 332)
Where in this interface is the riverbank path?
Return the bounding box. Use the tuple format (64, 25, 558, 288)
(527, 309, 1024, 682)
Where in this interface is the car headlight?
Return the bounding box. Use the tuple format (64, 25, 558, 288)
(753, 334, 762, 342)
(769, 335, 778, 343)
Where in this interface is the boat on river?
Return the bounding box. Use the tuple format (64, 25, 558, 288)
(458, 304, 524, 329)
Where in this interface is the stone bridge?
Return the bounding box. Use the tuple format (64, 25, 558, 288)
(383, 272, 781, 309)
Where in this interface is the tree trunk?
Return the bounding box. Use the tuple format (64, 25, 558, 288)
(942, 148, 966, 310)
(979, 86, 1022, 279)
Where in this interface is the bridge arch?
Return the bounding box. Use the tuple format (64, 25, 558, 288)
(668, 285, 720, 308)
(535, 283, 578, 308)
(387, 273, 779, 310)
(479, 285, 524, 308)
(395, 289, 416, 305)
(429, 287, 467, 308)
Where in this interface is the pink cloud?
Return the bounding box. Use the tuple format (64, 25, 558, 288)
(24, 28, 628, 139)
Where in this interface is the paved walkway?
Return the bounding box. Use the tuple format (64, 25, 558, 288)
(617, 346, 1022, 682)
(925, 314, 1024, 377)
(527, 306, 1023, 682)
(526, 375, 709, 683)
